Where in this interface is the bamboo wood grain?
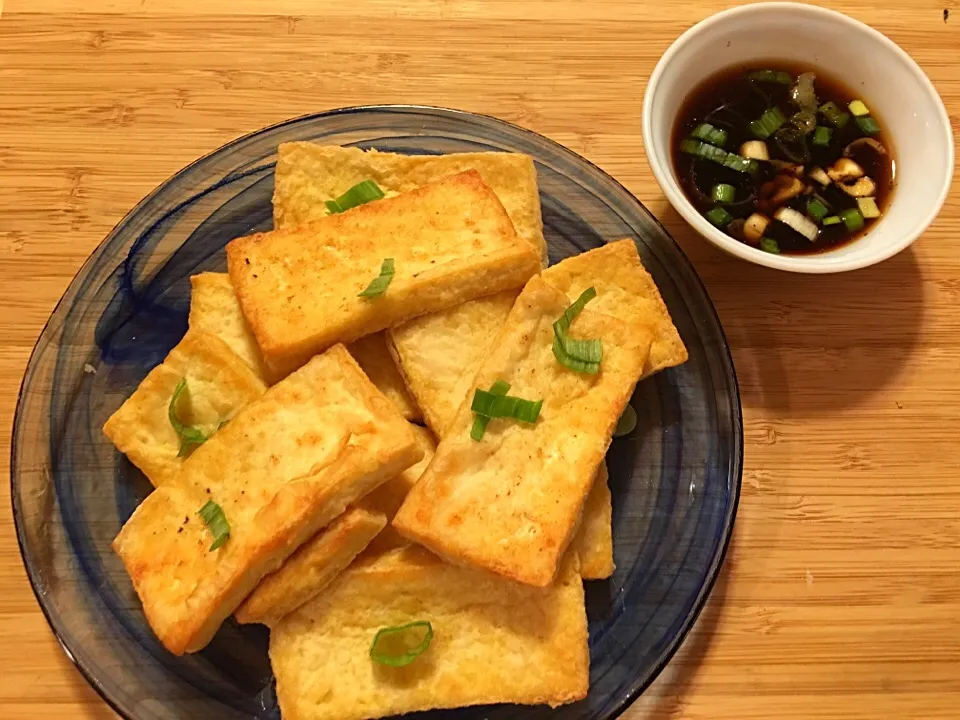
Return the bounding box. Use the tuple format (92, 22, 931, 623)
(1, 0, 958, 718)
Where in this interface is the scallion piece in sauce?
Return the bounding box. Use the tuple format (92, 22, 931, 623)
(325, 180, 386, 214)
(711, 183, 736, 204)
(812, 126, 833, 147)
(357, 258, 395, 298)
(679, 140, 759, 174)
(818, 101, 851, 129)
(198, 500, 230, 551)
(822, 215, 842, 226)
(760, 238, 781, 254)
(806, 198, 830, 223)
(470, 380, 511, 441)
(746, 69, 793, 85)
(168, 378, 209, 457)
(839, 207, 865, 232)
(704, 206, 733, 228)
(691, 122, 728, 147)
(749, 106, 787, 139)
(370, 621, 434, 668)
(848, 100, 870, 117)
(855, 116, 881, 136)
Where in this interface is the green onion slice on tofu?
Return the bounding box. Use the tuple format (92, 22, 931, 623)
(471, 388, 543, 423)
(552, 287, 603, 374)
(613, 404, 638, 437)
(198, 500, 230, 551)
(470, 380, 511, 441)
(358, 258, 395, 298)
(325, 180, 386, 214)
(168, 378, 209, 457)
(370, 621, 434, 667)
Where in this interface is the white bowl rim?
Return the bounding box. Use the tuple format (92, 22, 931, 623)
(642, 1, 955, 274)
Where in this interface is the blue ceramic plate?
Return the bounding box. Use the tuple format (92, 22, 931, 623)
(11, 106, 741, 720)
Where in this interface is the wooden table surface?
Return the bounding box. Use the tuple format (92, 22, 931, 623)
(2, 0, 958, 718)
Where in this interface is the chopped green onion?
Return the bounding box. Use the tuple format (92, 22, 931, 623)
(806, 198, 830, 223)
(551, 287, 603, 372)
(552, 336, 600, 375)
(470, 380, 510, 441)
(812, 126, 833, 147)
(198, 500, 230, 551)
(822, 215, 842, 226)
(749, 106, 786, 139)
(470, 388, 542, 423)
(325, 180, 385, 214)
(746, 69, 793, 85)
(691, 122, 728, 147)
(857, 197, 881, 219)
(704, 206, 733, 228)
(711, 183, 736, 204)
(613, 404, 637, 437)
(848, 100, 870, 117)
(679, 139, 758, 174)
(818, 101, 851, 128)
(168, 378, 209, 456)
(760, 238, 781, 254)
(855, 116, 881, 135)
(358, 258, 395, 298)
(370, 621, 434, 667)
(839, 207, 865, 232)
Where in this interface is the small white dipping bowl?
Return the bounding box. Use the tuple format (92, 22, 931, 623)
(642, 2, 954, 273)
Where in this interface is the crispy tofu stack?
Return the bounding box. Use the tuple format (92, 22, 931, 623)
(227, 170, 540, 378)
(112, 345, 423, 654)
(394, 275, 654, 586)
(270, 547, 588, 720)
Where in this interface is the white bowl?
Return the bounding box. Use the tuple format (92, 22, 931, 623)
(642, 2, 954, 273)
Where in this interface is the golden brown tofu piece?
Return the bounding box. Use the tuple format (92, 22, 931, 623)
(394, 276, 652, 586)
(102, 329, 267, 488)
(235, 425, 436, 626)
(346, 332, 421, 422)
(541, 238, 687, 377)
(576, 461, 614, 580)
(187, 272, 269, 382)
(227, 170, 540, 378)
(270, 547, 588, 720)
(112, 345, 423, 654)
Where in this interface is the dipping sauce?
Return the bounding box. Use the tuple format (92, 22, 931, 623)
(672, 63, 895, 255)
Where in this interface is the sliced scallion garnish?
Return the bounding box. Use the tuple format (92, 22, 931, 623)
(325, 180, 385, 214)
(749, 106, 786, 139)
(470, 380, 510, 441)
(679, 139, 758, 175)
(746, 69, 792, 85)
(855, 116, 881, 136)
(848, 100, 870, 117)
(711, 183, 736, 204)
(168, 378, 209, 457)
(198, 500, 230, 551)
(691, 122, 728, 147)
(760, 238, 781, 254)
(839, 207, 865, 232)
(818, 101, 851, 129)
(857, 197, 881, 219)
(704, 206, 733, 228)
(370, 621, 433, 667)
(358, 258, 395, 298)
(552, 287, 604, 374)
(822, 215, 842, 226)
(613, 404, 638, 437)
(812, 126, 833, 147)
(806, 198, 830, 223)
(470, 388, 543, 423)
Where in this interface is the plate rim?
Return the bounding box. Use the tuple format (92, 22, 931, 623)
(10, 103, 743, 720)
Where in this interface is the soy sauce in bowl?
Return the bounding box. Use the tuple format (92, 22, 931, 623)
(671, 63, 895, 256)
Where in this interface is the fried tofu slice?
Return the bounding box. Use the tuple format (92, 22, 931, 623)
(270, 547, 588, 720)
(188, 272, 269, 382)
(394, 276, 652, 586)
(234, 507, 387, 628)
(346, 332, 421, 421)
(228, 170, 539, 378)
(102, 329, 267, 488)
(576, 462, 614, 580)
(541, 238, 688, 377)
(388, 289, 518, 436)
(272, 143, 546, 262)
(235, 425, 436, 626)
(112, 345, 423, 655)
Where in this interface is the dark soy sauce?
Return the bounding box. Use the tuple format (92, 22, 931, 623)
(672, 62, 895, 255)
